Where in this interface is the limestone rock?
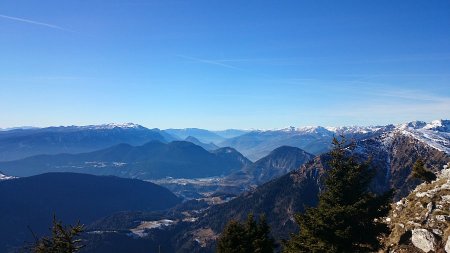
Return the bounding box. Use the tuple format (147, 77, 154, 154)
(432, 228, 442, 236)
(435, 215, 447, 222)
(411, 229, 436, 252)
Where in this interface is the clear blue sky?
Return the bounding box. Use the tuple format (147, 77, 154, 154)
(1, 0, 449, 129)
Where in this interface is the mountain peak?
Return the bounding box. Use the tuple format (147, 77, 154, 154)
(394, 119, 450, 154)
(276, 126, 332, 135)
(268, 145, 309, 156)
(185, 136, 200, 142)
(423, 119, 450, 132)
(80, 123, 146, 130)
(296, 126, 331, 134)
(398, 119, 450, 132)
(399, 120, 427, 129)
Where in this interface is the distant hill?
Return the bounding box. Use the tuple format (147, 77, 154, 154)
(184, 136, 219, 151)
(165, 128, 226, 144)
(0, 173, 180, 253)
(211, 129, 250, 139)
(0, 141, 251, 179)
(166, 128, 249, 144)
(225, 146, 315, 187)
(0, 123, 176, 161)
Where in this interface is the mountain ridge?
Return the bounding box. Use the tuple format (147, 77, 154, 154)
(0, 123, 176, 161)
(0, 140, 251, 179)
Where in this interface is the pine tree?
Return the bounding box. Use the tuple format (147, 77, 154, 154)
(253, 215, 274, 253)
(283, 137, 392, 253)
(217, 220, 248, 253)
(28, 216, 85, 253)
(217, 214, 275, 253)
(411, 159, 436, 183)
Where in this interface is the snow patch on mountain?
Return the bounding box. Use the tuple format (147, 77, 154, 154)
(277, 120, 449, 154)
(424, 119, 450, 132)
(326, 125, 389, 134)
(0, 171, 16, 180)
(80, 123, 145, 130)
(0, 123, 146, 132)
(397, 120, 450, 154)
(277, 125, 390, 135)
(277, 126, 334, 136)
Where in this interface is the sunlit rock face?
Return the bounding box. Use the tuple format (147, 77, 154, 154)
(384, 163, 450, 253)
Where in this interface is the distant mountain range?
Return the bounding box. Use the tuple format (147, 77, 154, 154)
(0, 124, 251, 162)
(0, 123, 174, 161)
(0, 141, 251, 179)
(0, 120, 447, 181)
(0, 172, 180, 253)
(218, 125, 394, 160)
(1, 120, 447, 163)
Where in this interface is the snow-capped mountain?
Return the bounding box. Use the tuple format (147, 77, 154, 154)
(279, 126, 334, 136)
(220, 120, 449, 160)
(396, 119, 450, 154)
(72, 123, 146, 130)
(348, 119, 450, 197)
(0, 171, 15, 180)
(277, 125, 390, 135)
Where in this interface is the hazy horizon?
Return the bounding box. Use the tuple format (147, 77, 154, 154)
(1, 118, 449, 132)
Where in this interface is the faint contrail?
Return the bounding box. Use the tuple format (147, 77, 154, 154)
(176, 55, 242, 70)
(0, 14, 71, 31)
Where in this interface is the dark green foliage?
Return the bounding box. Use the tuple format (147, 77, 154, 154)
(29, 217, 84, 253)
(411, 159, 436, 183)
(284, 137, 392, 253)
(217, 214, 275, 253)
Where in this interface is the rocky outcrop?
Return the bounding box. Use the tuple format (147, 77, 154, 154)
(384, 163, 450, 252)
(411, 229, 436, 252)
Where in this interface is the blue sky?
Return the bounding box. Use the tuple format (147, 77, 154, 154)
(0, 0, 449, 129)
